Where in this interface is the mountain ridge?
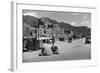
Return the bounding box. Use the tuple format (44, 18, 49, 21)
(23, 15, 91, 38)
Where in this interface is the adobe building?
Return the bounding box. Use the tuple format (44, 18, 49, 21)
(23, 20, 73, 41)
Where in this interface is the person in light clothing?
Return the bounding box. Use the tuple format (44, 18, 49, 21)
(39, 41, 52, 56)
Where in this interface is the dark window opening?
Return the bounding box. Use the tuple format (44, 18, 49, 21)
(44, 30, 46, 34)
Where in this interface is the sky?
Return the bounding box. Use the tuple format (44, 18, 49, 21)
(23, 10, 91, 28)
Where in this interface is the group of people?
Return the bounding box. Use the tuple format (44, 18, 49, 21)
(39, 42, 59, 56)
(39, 36, 60, 56)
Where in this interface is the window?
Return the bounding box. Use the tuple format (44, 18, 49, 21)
(44, 30, 46, 34)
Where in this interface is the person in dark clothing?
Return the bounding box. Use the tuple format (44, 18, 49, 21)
(51, 46, 59, 54)
(51, 36, 59, 54)
(68, 37, 72, 43)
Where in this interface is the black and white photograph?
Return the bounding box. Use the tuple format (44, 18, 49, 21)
(22, 9, 91, 63)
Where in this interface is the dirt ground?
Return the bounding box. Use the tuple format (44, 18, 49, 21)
(23, 39, 91, 63)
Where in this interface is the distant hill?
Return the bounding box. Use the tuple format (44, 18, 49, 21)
(58, 22, 91, 38)
(23, 15, 38, 27)
(23, 15, 91, 38)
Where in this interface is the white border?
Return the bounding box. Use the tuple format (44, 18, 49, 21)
(11, 1, 97, 72)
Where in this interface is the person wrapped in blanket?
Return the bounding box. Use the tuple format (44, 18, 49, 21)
(39, 36, 59, 56)
(39, 41, 52, 56)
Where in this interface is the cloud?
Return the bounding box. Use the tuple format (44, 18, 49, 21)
(81, 21, 90, 24)
(71, 22, 76, 26)
(23, 12, 39, 18)
(83, 16, 87, 19)
(72, 13, 80, 15)
(81, 21, 91, 28)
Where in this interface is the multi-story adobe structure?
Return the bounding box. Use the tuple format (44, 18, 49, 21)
(23, 20, 73, 41)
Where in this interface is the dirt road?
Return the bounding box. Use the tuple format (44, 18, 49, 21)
(23, 39, 91, 62)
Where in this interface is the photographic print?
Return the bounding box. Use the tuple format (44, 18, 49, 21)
(22, 10, 91, 63)
(11, 2, 97, 71)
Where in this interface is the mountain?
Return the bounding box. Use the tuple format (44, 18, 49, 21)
(23, 15, 91, 38)
(23, 15, 38, 27)
(58, 22, 91, 38)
